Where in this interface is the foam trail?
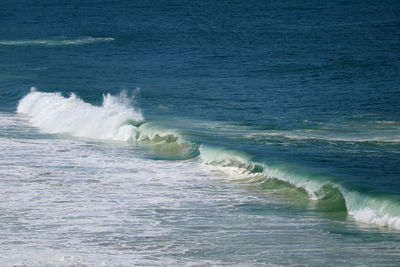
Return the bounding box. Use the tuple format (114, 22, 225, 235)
(0, 37, 115, 46)
(246, 128, 400, 143)
(17, 90, 143, 141)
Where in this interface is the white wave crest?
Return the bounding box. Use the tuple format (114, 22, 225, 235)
(344, 190, 400, 230)
(350, 208, 400, 229)
(262, 167, 400, 230)
(199, 146, 400, 230)
(17, 91, 143, 141)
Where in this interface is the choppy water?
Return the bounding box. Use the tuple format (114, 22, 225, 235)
(1, 0, 400, 266)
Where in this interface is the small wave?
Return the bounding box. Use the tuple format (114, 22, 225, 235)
(199, 145, 264, 179)
(0, 37, 115, 46)
(198, 145, 400, 230)
(138, 123, 183, 144)
(137, 123, 198, 159)
(246, 130, 400, 143)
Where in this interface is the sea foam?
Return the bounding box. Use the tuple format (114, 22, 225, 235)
(17, 90, 143, 141)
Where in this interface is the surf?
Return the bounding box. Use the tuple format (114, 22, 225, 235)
(17, 89, 143, 141)
(17, 90, 400, 230)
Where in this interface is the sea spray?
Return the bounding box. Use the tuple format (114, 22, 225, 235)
(18, 91, 143, 141)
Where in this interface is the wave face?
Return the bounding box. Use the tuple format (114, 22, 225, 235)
(17, 90, 400, 230)
(0, 37, 114, 46)
(199, 145, 400, 230)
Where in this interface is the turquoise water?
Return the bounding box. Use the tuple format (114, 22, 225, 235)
(1, 0, 400, 265)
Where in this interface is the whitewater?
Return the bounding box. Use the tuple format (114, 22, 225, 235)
(16, 90, 400, 231)
(2, 0, 400, 265)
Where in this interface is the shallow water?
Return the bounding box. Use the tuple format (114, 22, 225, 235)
(1, 113, 400, 266)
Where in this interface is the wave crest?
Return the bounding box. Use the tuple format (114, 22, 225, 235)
(199, 145, 264, 179)
(17, 91, 143, 141)
(17, 90, 197, 158)
(198, 145, 400, 230)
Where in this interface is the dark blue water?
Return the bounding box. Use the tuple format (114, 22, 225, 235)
(1, 0, 400, 265)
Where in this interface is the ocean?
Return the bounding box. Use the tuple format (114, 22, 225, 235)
(1, 0, 400, 265)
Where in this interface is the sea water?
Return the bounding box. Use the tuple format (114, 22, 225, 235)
(1, 0, 400, 265)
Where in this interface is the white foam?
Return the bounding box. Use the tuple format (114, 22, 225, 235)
(17, 91, 143, 141)
(343, 189, 400, 230)
(350, 208, 400, 229)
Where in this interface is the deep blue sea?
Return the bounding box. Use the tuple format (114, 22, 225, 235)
(1, 0, 400, 265)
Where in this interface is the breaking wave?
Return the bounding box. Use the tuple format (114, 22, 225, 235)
(17, 89, 400, 230)
(199, 146, 400, 230)
(18, 89, 143, 141)
(17, 89, 195, 158)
